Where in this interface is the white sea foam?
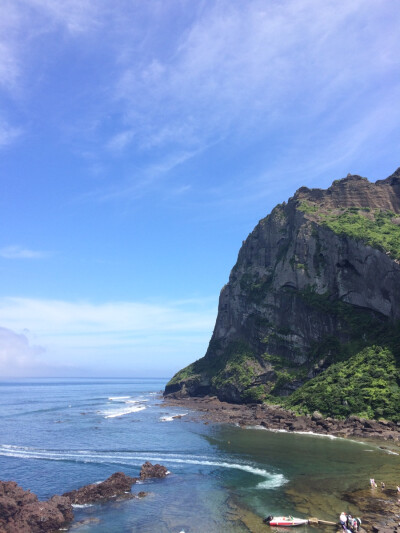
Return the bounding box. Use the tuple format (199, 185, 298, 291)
(103, 405, 146, 418)
(384, 449, 399, 455)
(256, 475, 286, 489)
(72, 503, 94, 508)
(252, 424, 372, 444)
(252, 425, 339, 440)
(108, 396, 131, 400)
(0, 445, 286, 488)
(160, 413, 187, 422)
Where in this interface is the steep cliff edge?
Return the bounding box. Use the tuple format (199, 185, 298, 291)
(164, 168, 400, 420)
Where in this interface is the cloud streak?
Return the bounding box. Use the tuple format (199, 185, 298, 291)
(2, 0, 400, 198)
(0, 326, 45, 376)
(0, 245, 49, 259)
(0, 296, 217, 375)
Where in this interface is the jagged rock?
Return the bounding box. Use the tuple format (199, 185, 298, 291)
(165, 168, 400, 422)
(1, 463, 170, 532)
(140, 462, 169, 479)
(288, 419, 308, 431)
(311, 411, 323, 421)
(63, 472, 138, 504)
(0, 481, 73, 533)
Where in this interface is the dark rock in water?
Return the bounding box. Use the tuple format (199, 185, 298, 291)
(0, 480, 73, 533)
(140, 461, 169, 480)
(63, 472, 138, 504)
(1, 463, 169, 531)
(70, 517, 101, 529)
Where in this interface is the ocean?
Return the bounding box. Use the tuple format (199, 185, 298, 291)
(1, 378, 399, 532)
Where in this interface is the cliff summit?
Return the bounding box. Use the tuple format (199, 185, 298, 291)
(165, 168, 400, 421)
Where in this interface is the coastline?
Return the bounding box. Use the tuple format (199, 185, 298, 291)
(164, 395, 400, 532)
(164, 396, 400, 447)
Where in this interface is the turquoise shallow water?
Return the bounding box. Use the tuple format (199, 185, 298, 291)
(1, 378, 399, 532)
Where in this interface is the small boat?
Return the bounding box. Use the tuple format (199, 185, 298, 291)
(264, 515, 308, 527)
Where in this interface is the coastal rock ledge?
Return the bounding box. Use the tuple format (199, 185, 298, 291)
(0, 462, 169, 533)
(0, 480, 73, 533)
(166, 397, 400, 441)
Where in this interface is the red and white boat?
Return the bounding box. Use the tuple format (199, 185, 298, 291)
(264, 515, 308, 527)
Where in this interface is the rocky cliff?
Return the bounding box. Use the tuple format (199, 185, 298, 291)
(165, 168, 400, 420)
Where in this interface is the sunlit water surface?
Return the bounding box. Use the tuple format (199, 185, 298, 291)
(1, 378, 399, 532)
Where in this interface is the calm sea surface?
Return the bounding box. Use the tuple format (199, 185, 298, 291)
(1, 378, 399, 532)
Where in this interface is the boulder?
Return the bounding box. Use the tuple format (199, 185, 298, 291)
(311, 411, 323, 421)
(0, 481, 73, 533)
(63, 472, 138, 505)
(140, 462, 169, 480)
(1, 462, 170, 531)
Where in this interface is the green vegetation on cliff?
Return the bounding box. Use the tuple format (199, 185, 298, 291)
(166, 341, 264, 401)
(285, 346, 400, 420)
(290, 286, 400, 420)
(299, 204, 400, 260)
(298, 286, 400, 365)
(166, 174, 400, 422)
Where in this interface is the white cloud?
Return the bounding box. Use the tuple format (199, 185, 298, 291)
(0, 119, 22, 147)
(0, 297, 217, 375)
(0, 245, 48, 259)
(0, 326, 44, 376)
(0, 297, 215, 334)
(106, 129, 135, 153)
(20, 0, 103, 35)
(112, 0, 400, 150)
(2, 0, 400, 199)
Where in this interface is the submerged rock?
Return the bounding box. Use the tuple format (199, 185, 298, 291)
(0, 462, 170, 531)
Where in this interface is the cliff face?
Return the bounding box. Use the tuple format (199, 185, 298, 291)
(165, 169, 400, 417)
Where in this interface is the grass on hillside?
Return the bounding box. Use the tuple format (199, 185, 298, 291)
(285, 345, 400, 421)
(299, 204, 400, 260)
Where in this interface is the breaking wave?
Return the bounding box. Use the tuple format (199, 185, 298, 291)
(103, 405, 146, 418)
(160, 413, 187, 422)
(0, 444, 286, 489)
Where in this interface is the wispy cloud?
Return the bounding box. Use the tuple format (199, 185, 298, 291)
(0, 326, 44, 376)
(2, 0, 400, 202)
(0, 119, 22, 147)
(0, 296, 215, 334)
(0, 326, 83, 377)
(21, 0, 103, 35)
(100, 0, 400, 204)
(111, 0, 399, 148)
(0, 296, 217, 374)
(0, 245, 49, 259)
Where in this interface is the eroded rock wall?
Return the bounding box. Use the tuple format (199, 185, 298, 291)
(165, 170, 400, 403)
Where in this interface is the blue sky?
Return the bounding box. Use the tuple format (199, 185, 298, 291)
(1, 0, 400, 377)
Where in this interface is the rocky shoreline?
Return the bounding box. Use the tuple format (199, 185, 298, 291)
(165, 395, 400, 443)
(0, 462, 169, 533)
(165, 396, 400, 532)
